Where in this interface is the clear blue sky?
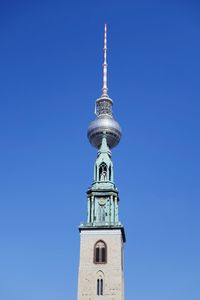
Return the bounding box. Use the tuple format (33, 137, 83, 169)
(0, 0, 200, 299)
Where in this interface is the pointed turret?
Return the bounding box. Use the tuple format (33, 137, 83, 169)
(93, 134, 114, 187)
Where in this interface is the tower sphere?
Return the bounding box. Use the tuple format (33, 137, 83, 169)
(87, 112, 122, 149)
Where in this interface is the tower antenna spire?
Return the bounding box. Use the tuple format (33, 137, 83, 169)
(88, 24, 121, 150)
(102, 23, 108, 97)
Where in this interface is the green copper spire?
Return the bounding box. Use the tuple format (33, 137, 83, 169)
(86, 135, 120, 226)
(98, 134, 111, 155)
(93, 134, 113, 185)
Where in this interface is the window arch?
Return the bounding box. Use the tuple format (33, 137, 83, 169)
(99, 163, 107, 181)
(94, 241, 107, 264)
(96, 271, 104, 296)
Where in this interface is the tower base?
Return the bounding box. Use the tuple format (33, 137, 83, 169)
(77, 228, 125, 300)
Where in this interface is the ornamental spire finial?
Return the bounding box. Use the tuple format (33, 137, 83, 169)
(102, 23, 108, 97)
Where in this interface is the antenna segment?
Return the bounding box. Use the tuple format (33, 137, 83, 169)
(102, 24, 108, 97)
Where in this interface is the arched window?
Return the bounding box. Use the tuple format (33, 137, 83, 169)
(97, 278, 104, 295)
(94, 241, 107, 264)
(99, 163, 107, 181)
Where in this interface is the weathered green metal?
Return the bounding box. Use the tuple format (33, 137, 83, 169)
(82, 135, 123, 231)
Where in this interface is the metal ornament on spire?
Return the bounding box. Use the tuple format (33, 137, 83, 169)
(102, 24, 108, 97)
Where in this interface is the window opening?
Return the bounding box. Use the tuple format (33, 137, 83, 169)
(100, 279, 103, 295)
(109, 165, 111, 181)
(97, 279, 103, 296)
(99, 163, 107, 181)
(96, 247, 100, 263)
(97, 279, 100, 295)
(94, 241, 107, 264)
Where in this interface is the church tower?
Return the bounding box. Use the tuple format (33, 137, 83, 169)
(77, 25, 125, 300)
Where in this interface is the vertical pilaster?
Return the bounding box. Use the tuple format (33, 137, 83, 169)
(87, 197, 91, 223)
(91, 196, 94, 223)
(110, 195, 114, 224)
(115, 196, 119, 223)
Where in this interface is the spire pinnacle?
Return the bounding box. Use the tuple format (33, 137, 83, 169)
(98, 133, 111, 156)
(102, 23, 108, 97)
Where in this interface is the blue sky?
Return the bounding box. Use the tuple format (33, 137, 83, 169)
(0, 0, 200, 299)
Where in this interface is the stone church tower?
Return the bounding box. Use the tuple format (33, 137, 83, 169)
(77, 25, 125, 300)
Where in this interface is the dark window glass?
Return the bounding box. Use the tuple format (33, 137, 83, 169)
(96, 247, 100, 263)
(102, 247, 106, 263)
(109, 166, 111, 181)
(99, 163, 107, 181)
(100, 279, 103, 295)
(94, 241, 107, 264)
(97, 279, 100, 295)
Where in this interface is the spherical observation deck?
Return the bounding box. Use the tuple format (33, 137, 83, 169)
(87, 96, 122, 149)
(88, 25, 122, 150)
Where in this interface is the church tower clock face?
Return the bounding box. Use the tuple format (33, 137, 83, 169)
(77, 24, 125, 300)
(98, 197, 107, 206)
